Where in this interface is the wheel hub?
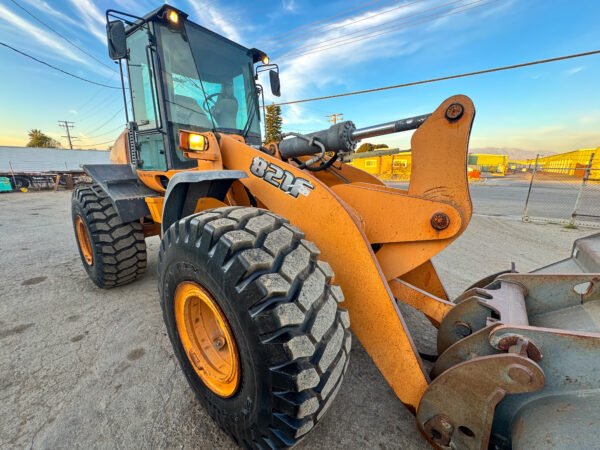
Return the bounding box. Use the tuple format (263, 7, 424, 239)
(174, 281, 240, 397)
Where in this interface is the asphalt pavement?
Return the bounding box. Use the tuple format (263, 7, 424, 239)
(391, 174, 600, 223)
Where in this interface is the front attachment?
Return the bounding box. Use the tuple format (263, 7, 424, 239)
(418, 233, 600, 449)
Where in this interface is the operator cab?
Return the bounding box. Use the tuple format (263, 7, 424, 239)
(106, 5, 279, 172)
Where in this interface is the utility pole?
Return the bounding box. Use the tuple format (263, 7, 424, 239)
(326, 113, 344, 125)
(58, 121, 76, 149)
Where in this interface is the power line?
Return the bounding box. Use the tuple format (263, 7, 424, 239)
(255, 0, 385, 46)
(279, 0, 496, 60)
(82, 107, 125, 135)
(267, 0, 424, 51)
(276, 0, 478, 59)
(7, 0, 118, 74)
(76, 91, 124, 123)
(77, 139, 115, 148)
(74, 83, 122, 119)
(0, 42, 122, 89)
(273, 49, 600, 106)
(84, 123, 126, 139)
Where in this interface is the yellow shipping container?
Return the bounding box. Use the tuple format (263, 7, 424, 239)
(524, 148, 600, 176)
(349, 153, 412, 180)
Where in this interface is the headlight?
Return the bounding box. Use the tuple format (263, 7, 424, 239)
(168, 10, 179, 24)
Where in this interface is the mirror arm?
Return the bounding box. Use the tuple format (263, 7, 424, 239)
(255, 63, 279, 80)
(106, 9, 147, 32)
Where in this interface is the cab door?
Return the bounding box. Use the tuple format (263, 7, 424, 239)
(126, 27, 167, 172)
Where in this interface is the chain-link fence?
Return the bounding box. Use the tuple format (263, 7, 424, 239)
(522, 152, 600, 227)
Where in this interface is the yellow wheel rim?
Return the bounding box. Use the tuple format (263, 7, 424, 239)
(174, 281, 240, 397)
(75, 215, 93, 265)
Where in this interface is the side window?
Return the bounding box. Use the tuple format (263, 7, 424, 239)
(127, 29, 159, 131)
(138, 134, 166, 171)
(232, 74, 246, 129)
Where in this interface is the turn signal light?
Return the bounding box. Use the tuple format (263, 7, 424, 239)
(179, 130, 208, 152)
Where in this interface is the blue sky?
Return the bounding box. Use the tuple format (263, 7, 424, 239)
(0, 0, 599, 152)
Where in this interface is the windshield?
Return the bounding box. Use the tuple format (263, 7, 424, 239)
(156, 21, 261, 142)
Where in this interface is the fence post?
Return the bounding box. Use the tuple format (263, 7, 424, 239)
(522, 154, 539, 221)
(569, 152, 595, 226)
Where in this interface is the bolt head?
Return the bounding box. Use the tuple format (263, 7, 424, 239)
(213, 337, 226, 350)
(445, 103, 464, 121)
(431, 212, 451, 230)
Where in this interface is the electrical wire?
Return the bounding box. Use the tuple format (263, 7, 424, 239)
(0, 42, 122, 89)
(74, 73, 120, 114)
(7, 0, 118, 74)
(82, 107, 125, 135)
(254, 0, 385, 45)
(83, 123, 126, 139)
(266, 0, 424, 51)
(77, 139, 116, 148)
(276, 0, 475, 59)
(273, 49, 600, 106)
(279, 0, 494, 59)
(76, 91, 124, 123)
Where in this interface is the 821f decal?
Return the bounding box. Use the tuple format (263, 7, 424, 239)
(250, 157, 314, 198)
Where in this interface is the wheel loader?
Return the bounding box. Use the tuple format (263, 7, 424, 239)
(70, 5, 600, 449)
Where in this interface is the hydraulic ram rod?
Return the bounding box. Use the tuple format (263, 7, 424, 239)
(350, 114, 431, 141)
(278, 113, 431, 159)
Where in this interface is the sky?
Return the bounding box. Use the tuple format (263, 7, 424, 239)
(0, 0, 599, 153)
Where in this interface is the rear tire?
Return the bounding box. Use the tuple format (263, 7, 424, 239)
(71, 185, 146, 288)
(159, 207, 351, 448)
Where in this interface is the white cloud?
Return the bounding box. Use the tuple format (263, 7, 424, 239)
(186, 1, 242, 42)
(566, 66, 583, 75)
(282, 0, 297, 13)
(261, 0, 515, 130)
(66, 0, 106, 42)
(69, 109, 78, 115)
(257, 2, 433, 127)
(21, 0, 82, 28)
(579, 115, 598, 125)
(0, 3, 88, 65)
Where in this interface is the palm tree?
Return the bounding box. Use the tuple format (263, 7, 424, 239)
(27, 129, 60, 148)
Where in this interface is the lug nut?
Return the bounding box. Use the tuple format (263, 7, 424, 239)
(213, 337, 226, 350)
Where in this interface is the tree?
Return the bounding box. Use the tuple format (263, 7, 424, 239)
(26, 129, 61, 148)
(264, 103, 282, 145)
(356, 142, 389, 153)
(356, 143, 374, 153)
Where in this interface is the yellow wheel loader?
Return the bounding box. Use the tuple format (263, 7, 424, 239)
(71, 5, 600, 449)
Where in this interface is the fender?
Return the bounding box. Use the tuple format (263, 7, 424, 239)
(161, 170, 247, 234)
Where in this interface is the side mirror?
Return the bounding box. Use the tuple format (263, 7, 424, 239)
(269, 70, 281, 97)
(107, 20, 127, 60)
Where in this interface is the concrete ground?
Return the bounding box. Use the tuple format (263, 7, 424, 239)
(0, 189, 595, 449)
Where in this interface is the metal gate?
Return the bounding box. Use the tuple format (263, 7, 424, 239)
(522, 152, 600, 227)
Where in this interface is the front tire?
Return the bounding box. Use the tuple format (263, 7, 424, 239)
(71, 185, 147, 288)
(159, 207, 351, 448)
